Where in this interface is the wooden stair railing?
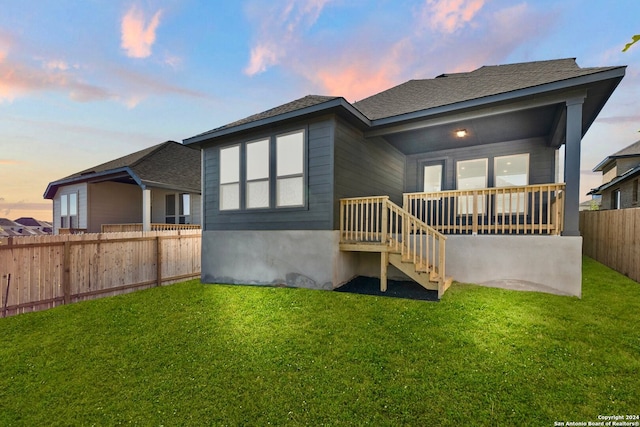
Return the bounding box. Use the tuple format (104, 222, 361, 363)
(340, 196, 452, 298)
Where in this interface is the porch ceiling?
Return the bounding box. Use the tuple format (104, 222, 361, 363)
(380, 104, 561, 155)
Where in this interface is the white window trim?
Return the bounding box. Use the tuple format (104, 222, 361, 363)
(494, 153, 530, 214)
(219, 144, 241, 211)
(245, 138, 270, 209)
(456, 158, 488, 215)
(276, 129, 306, 208)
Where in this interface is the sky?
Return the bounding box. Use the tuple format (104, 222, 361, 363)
(1, 0, 640, 221)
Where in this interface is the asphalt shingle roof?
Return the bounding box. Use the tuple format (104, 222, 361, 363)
(48, 141, 201, 197)
(611, 139, 640, 157)
(191, 95, 340, 139)
(353, 58, 622, 120)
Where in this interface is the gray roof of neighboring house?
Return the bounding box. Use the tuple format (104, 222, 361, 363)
(44, 141, 201, 199)
(0, 218, 21, 228)
(14, 217, 53, 228)
(592, 139, 640, 172)
(588, 164, 640, 195)
(185, 58, 625, 145)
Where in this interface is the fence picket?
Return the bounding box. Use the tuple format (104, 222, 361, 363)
(0, 230, 201, 316)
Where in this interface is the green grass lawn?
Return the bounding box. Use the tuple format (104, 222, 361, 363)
(0, 257, 638, 426)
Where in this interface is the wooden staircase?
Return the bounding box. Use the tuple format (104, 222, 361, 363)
(339, 196, 453, 299)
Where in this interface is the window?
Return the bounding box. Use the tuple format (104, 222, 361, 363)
(276, 130, 305, 207)
(166, 193, 191, 224)
(457, 158, 488, 214)
(246, 139, 270, 208)
(612, 189, 621, 210)
(220, 145, 240, 210)
(494, 154, 529, 213)
(60, 192, 79, 228)
(218, 129, 305, 211)
(423, 164, 443, 193)
(165, 194, 176, 223)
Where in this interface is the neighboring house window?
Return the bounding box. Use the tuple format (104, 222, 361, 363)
(220, 145, 240, 211)
(612, 189, 621, 210)
(166, 193, 191, 223)
(276, 130, 305, 207)
(60, 192, 78, 228)
(246, 139, 270, 209)
(423, 164, 443, 193)
(494, 154, 529, 213)
(457, 158, 488, 215)
(633, 179, 639, 205)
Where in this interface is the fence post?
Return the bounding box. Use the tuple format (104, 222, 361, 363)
(156, 236, 163, 287)
(63, 241, 71, 304)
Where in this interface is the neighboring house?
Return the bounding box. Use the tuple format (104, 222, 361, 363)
(14, 217, 53, 234)
(0, 219, 24, 237)
(184, 58, 625, 298)
(579, 197, 601, 211)
(44, 141, 201, 234)
(588, 139, 640, 210)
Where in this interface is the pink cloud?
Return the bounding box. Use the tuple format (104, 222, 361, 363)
(0, 159, 23, 166)
(422, 0, 486, 33)
(121, 5, 163, 58)
(244, 0, 333, 76)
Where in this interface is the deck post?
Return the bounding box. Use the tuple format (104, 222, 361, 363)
(380, 250, 388, 292)
(381, 199, 388, 245)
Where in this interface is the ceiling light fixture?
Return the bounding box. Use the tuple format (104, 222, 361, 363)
(456, 129, 467, 138)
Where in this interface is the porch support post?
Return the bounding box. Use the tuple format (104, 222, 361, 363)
(142, 188, 151, 232)
(380, 251, 388, 292)
(563, 96, 585, 236)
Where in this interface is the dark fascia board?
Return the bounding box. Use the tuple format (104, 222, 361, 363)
(43, 167, 141, 199)
(183, 97, 370, 147)
(366, 66, 626, 134)
(588, 165, 640, 194)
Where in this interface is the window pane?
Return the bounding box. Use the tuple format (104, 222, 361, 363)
(423, 165, 442, 192)
(166, 194, 176, 216)
(457, 159, 487, 215)
(246, 139, 269, 180)
(457, 159, 487, 190)
(220, 183, 240, 210)
(277, 131, 304, 177)
(247, 180, 269, 208)
(69, 193, 78, 216)
(61, 194, 68, 216)
(495, 154, 528, 187)
(495, 154, 528, 214)
(220, 145, 240, 184)
(180, 194, 190, 216)
(277, 177, 303, 207)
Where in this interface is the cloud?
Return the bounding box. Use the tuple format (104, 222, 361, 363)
(272, 2, 554, 101)
(121, 5, 163, 58)
(243, 0, 333, 76)
(421, 0, 486, 33)
(0, 160, 23, 166)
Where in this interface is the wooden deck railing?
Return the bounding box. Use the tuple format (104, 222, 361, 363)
(339, 196, 447, 281)
(403, 183, 565, 235)
(101, 224, 201, 233)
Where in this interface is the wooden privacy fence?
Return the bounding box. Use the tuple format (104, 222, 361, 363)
(580, 208, 640, 283)
(0, 230, 201, 317)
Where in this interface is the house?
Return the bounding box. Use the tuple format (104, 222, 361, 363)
(44, 141, 201, 234)
(0, 218, 26, 237)
(14, 217, 53, 234)
(588, 140, 640, 209)
(184, 58, 625, 298)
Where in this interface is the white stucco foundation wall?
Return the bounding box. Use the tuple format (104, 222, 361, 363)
(445, 235, 582, 297)
(201, 230, 359, 290)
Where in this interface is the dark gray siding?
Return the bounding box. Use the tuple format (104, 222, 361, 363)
(333, 118, 406, 226)
(202, 117, 334, 230)
(405, 137, 556, 192)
